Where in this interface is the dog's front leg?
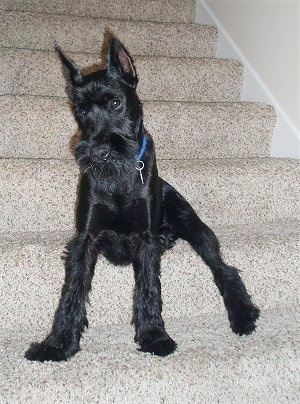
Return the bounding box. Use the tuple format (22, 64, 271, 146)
(132, 232, 176, 356)
(25, 235, 98, 362)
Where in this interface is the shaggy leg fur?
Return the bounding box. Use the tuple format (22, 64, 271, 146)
(132, 233, 176, 356)
(162, 182, 260, 335)
(25, 236, 98, 361)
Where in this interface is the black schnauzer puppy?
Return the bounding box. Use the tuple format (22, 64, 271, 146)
(25, 36, 259, 362)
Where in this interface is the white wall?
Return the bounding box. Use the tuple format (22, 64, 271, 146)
(196, 0, 300, 158)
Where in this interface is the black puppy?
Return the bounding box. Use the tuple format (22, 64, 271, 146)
(25, 37, 259, 362)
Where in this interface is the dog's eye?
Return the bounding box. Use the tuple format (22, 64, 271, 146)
(110, 99, 121, 110)
(78, 108, 87, 117)
(75, 106, 88, 118)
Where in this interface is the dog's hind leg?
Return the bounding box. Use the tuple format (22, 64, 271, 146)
(25, 235, 97, 361)
(161, 181, 260, 335)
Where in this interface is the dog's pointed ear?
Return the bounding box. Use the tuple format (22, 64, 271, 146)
(54, 41, 83, 86)
(107, 37, 138, 88)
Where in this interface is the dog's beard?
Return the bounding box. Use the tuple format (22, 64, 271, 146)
(75, 141, 138, 193)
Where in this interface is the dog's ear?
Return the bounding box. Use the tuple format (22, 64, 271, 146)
(107, 37, 138, 88)
(54, 41, 83, 86)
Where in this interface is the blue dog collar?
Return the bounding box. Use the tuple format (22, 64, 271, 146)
(136, 136, 147, 161)
(136, 136, 147, 184)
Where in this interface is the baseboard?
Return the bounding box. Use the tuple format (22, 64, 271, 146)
(195, 0, 300, 159)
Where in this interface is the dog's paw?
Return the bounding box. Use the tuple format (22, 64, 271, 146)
(229, 303, 260, 336)
(159, 225, 178, 251)
(25, 342, 67, 362)
(139, 334, 177, 357)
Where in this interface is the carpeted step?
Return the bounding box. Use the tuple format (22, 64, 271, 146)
(0, 222, 298, 331)
(0, 96, 276, 159)
(0, 306, 298, 403)
(0, 10, 217, 58)
(0, 0, 196, 23)
(0, 49, 243, 102)
(0, 158, 298, 233)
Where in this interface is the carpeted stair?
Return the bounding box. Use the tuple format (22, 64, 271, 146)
(0, 1, 299, 403)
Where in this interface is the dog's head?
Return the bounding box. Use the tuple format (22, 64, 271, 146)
(56, 37, 144, 188)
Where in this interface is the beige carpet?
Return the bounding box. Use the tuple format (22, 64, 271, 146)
(1, 307, 299, 404)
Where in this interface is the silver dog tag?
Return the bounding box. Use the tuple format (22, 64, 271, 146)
(136, 160, 145, 184)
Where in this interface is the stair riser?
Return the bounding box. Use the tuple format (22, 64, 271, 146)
(0, 0, 196, 23)
(0, 96, 276, 159)
(0, 11, 217, 58)
(1, 231, 298, 331)
(0, 159, 298, 232)
(0, 49, 243, 102)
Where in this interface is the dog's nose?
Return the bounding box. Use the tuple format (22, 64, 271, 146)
(93, 146, 110, 161)
(100, 150, 110, 160)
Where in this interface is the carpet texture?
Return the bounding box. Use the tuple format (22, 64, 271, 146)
(1, 308, 299, 404)
(0, 0, 299, 403)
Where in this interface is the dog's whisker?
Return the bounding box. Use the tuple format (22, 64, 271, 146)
(84, 164, 93, 174)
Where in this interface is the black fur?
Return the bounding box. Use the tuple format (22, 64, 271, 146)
(25, 36, 259, 362)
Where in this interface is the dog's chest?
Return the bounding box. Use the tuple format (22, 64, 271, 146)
(89, 197, 149, 266)
(90, 195, 149, 235)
